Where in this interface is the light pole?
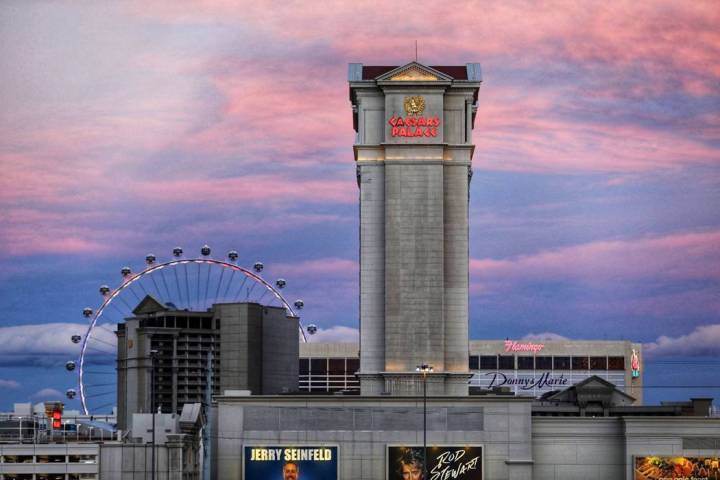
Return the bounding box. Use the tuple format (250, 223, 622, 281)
(150, 349, 158, 480)
(416, 364, 433, 480)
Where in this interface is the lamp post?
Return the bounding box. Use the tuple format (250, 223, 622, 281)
(150, 349, 158, 480)
(416, 364, 433, 480)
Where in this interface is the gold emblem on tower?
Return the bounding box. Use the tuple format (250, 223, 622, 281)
(403, 96, 425, 116)
(390, 66, 439, 81)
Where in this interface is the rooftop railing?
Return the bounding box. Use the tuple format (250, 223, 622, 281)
(0, 415, 116, 444)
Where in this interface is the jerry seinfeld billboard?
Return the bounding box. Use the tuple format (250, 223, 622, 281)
(244, 446, 338, 480)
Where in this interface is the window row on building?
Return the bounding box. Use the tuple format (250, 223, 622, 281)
(299, 357, 360, 376)
(300, 355, 626, 375)
(135, 315, 217, 330)
(469, 355, 626, 371)
(1, 475, 96, 480)
(299, 357, 360, 393)
(0, 456, 96, 464)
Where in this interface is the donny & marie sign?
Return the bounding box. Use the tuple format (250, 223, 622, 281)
(485, 372, 568, 390)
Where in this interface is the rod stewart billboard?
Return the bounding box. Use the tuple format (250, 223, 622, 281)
(387, 446, 483, 480)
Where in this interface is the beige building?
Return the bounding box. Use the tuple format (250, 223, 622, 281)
(351, 62, 481, 396)
(469, 340, 643, 403)
(300, 340, 643, 403)
(212, 61, 720, 479)
(116, 296, 298, 430)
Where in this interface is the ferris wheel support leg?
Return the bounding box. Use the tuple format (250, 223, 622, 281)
(203, 263, 211, 309)
(137, 280, 150, 299)
(214, 267, 226, 306)
(173, 267, 184, 307)
(149, 274, 163, 302)
(159, 269, 173, 305)
(257, 289, 269, 304)
(125, 285, 142, 303)
(246, 282, 257, 301)
(232, 275, 249, 302)
(223, 269, 236, 301)
(195, 262, 201, 310)
(183, 263, 191, 310)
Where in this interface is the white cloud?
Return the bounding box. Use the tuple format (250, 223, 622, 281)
(471, 230, 720, 285)
(0, 379, 20, 389)
(307, 326, 359, 343)
(30, 388, 63, 402)
(521, 332, 571, 341)
(645, 324, 720, 357)
(0, 323, 116, 366)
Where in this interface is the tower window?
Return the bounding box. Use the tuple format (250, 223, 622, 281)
(498, 355, 515, 370)
(469, 355, 479, 370)
(480, 356, 498, 369)
(517, 356, 534, 370)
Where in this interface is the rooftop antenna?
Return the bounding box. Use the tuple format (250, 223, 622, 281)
(415, 40, 418, 62)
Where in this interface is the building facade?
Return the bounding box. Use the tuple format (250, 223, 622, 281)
(468, 340, 643, 403)
(214, 389, 720, 480)
(116, 296, 298, 430)
(214, 394, 535, 479)
(350, 62, 482, 395)
(0, 403, 203, 480)
(299, 340, 644, 403)
(0, 443, 100, 480)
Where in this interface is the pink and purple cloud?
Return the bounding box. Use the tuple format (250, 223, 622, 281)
(0, 0, 718, 408)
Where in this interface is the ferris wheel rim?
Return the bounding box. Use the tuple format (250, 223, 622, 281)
(78, 257, 305, 415)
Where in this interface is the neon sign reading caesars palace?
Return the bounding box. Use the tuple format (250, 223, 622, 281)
(388, 95, 440, 138)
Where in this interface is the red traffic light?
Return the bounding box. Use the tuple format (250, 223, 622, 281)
(52, 410, 62, 429)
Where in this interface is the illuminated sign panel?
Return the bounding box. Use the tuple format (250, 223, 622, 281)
(388, 115, 440, 137)
(485, 372, 568, 390)
(634, 456, 720, 480)
(388, 95, 441, 138)
(631, 348, 641, 378)
(243, 446, 338, 480)
(503, 340, 544, 353)
(387, 446, 483, 480)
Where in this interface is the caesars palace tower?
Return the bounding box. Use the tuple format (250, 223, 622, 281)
(349, 62, 482, 396)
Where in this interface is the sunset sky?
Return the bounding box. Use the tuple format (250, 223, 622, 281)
(1, 0, 718, 410)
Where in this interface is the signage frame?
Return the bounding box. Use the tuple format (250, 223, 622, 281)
(242, 444, 340, 480)
(386, 444, 484, 480)
(632, 454, 720, 480)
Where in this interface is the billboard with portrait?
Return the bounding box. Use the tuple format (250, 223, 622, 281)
(634, 456, 720, 480)
(243, 446, 338, 480)
(387, 446, 483, 480)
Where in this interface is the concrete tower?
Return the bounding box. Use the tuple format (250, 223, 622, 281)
(349, 62, 482, 395)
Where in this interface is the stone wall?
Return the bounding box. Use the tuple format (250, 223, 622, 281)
(215, 395, 533, 480)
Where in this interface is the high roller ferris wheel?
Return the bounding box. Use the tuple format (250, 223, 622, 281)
(65, 245, 316, 416)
